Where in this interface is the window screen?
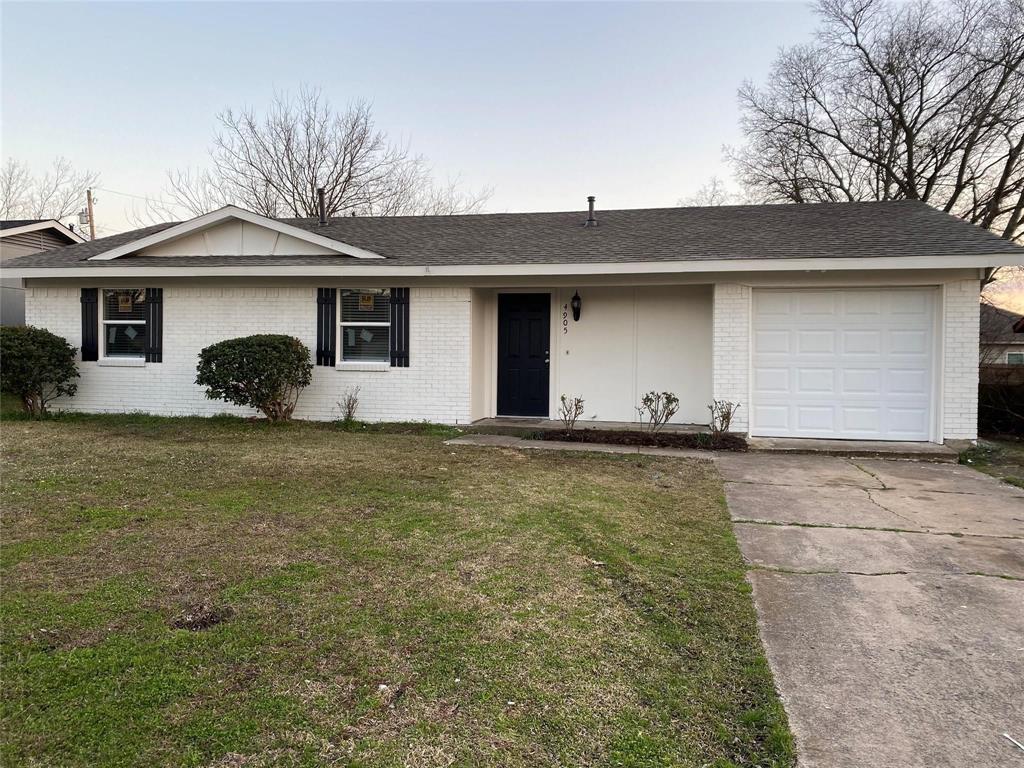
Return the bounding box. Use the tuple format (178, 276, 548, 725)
(340, 289, 390, 362)
(102, 289, 146, 358)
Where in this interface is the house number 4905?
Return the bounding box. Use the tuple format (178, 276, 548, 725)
(562, 304, 569, 334)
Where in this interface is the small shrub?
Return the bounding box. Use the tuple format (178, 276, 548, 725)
(558, 394, 585, 436)
(708, 400, 741, 438)
(0, 325, 79, 418)
(636, 391, 680, 434)
(196, 334, 312, 422)
(338, 386, 361, 428)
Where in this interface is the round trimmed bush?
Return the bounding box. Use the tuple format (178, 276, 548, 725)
(0, 325, 79, 417)
(195, 334, 313, 422)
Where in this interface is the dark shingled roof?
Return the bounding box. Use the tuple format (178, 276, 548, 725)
(980, 302, 1024, 344)
(1, 219, 54, 230)
(6, 200, 1023, 269)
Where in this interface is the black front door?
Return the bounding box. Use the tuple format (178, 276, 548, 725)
(497, 293, 550, 417)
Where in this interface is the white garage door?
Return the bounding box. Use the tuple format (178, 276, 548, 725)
(751, 289, 936, 441)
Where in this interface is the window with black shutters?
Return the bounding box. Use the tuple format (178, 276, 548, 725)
(102, 289, 147, 358)
(339, 289, 390, 362)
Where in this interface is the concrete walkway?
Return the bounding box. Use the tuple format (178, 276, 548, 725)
(719, 453, 1024, 768)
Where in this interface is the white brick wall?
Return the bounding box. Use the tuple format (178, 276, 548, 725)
(941, 278, 981, 441)
(711, 283, 751, 433)
(23, 277, 984, 440)
(25, 283, 473, 424)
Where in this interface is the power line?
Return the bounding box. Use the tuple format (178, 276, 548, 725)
(93, 186, 171, 205)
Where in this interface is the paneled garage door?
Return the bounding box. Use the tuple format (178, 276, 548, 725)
(751, 289, 936, 441)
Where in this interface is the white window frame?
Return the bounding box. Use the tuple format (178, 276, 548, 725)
(337, 288, 391, 369)
(1008, 352, 1024, 365)
(100, 288, 146, 363)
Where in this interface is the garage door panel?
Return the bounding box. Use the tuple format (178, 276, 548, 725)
(889, 329, 929, 355)
(798, 292, 838, 316)
(843, 330, 881, 355)
(841, 407, 882, 433)
(842, 368, 882, 394)
(798, 330, 836, 354)
(758, 292, 794, 316)
(842, 292, 882, 316)
(752, 289, 935, 441)
(797, 368, 835, 394)
(756, 329, 791, 354)
(889, 290, 931, 316)
(796, 406, 836, 432)
(755, 367, 790, 394)
(889, 368, 929, 395)
(754, 405, 790, 431)
(887, 407, 930, 435)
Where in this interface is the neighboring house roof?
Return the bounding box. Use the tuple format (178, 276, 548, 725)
(980, 302, 1024, 345)
(4, 199, 1022, 275)
(0, 219, 47, 230)
(0, 219, 85, 244)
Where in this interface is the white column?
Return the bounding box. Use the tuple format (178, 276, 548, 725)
(712, 283, 752, 433)
(941, 278, 981, 441)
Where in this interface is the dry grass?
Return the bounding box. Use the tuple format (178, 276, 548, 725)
(1, 413, 792, 767)
(961, 437, 1024, 488)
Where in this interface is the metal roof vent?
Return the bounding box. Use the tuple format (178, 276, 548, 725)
(583, 195, 598, 227)
(317, 187, 327, 226)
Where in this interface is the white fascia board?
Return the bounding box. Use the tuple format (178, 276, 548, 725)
(0, 220, 85, 243)
(86, 205, 385, 261)
(7, 253, 1022, 279)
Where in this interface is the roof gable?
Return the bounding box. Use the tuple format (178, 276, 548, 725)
(0, 219, 84, 243)
(88, 206, 384, 261)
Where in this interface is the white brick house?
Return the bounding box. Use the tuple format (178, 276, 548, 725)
(6, 200, 1022, 444)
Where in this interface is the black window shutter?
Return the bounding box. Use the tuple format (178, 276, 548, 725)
(144, 288, 163, 363)
(390, 288, 410, 367)
(80, 288, 98, 361)
(316, 288, 337, 365)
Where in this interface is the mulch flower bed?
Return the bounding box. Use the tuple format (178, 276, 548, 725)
(538, 429, 748, 451)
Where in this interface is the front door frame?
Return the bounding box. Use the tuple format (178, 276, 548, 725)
(496, 292, 552, 417)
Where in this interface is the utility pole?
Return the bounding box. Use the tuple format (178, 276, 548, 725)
(86, 189, 96, 240)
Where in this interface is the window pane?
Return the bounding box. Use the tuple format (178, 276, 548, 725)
(105, 323, 145, 357)
(104, 289, 146, 321)
(342, 325, 390, 362)
(341, 289, 390, 323)
(1008, 353, 1024, 364)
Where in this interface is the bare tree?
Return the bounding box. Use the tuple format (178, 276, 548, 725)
(730, 0, 1024, 242)
(678, 176, 743, 206)
(0, 157, 99, 223)
(140, 88, 490, 224)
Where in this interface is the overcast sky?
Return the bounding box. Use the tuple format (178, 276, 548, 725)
(2, 1, 821, 235)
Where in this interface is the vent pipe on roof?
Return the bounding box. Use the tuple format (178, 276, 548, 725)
(317, 187, 327, 226)
(584, 195, 598, 227)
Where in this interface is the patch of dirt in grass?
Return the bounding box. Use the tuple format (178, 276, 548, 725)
(171, 602, 234, 631)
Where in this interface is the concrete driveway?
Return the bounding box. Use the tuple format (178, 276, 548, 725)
(718, 453, 1024, 768)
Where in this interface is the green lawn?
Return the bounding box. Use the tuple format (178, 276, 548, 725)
(1, 412, 792, 767)
(960, 436, 1024, 488)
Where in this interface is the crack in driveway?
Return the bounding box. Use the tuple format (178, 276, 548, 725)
(849, 459, 890, 489)
(748, 564, 1024, 581)
(732, 517, 1024, 541)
